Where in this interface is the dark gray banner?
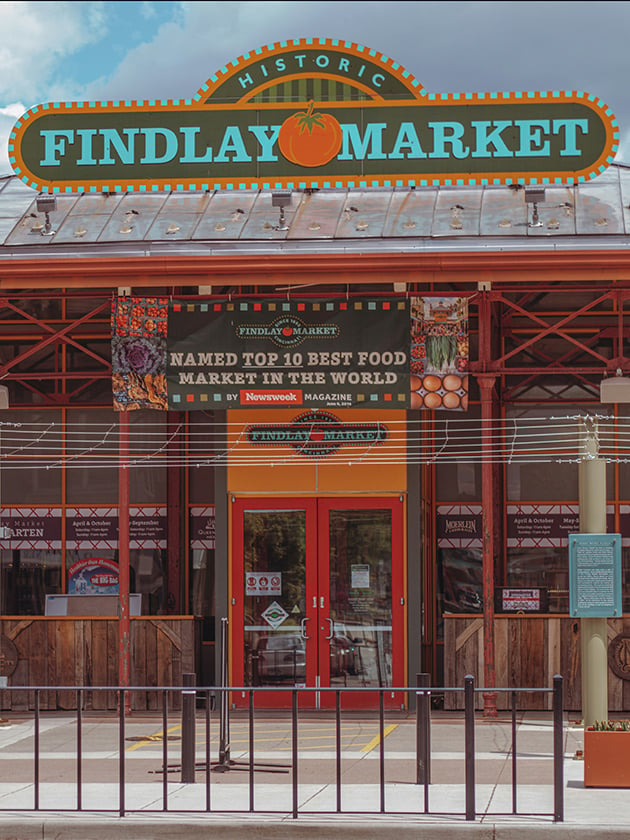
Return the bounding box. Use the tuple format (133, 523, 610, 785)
(167, 298, 410, 410)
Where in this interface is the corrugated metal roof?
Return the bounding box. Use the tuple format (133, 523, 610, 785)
(2, 163, 630, 258)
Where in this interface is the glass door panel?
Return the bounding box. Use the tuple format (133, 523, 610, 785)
(232, 499, 317, 707)
(325, 508, 394, 690)
(318, 498, 404, 709)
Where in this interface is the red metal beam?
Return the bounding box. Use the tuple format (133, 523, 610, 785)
(3, 249, 630, 288)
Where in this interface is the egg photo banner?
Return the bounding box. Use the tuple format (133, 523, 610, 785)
(111, 295, 469, 411)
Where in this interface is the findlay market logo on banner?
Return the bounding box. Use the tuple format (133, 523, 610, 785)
(237, 315, 339, 347)
(246, 410, 388, 458)
(9, 38, 618, 192)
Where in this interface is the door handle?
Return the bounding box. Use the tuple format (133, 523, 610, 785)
(300, 617, 310, 640)
(324, 617, 333, 640)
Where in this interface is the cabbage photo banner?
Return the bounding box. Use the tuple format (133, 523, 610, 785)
(410, 297, 469, 411)
(167, 298, 410, 410)
(111, 296, 168, 411)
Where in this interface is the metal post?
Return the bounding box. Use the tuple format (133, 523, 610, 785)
(118, 689, 126, 817)
(118, 412, 131, 717)
(511, 690, 517, 814)
(248, 689, 255, 812)
(292, 689, 298, 819)
(464, 675, 476, 821)
(478, 365, 498, 718)
(77, 690, 82, 811)
(215, 617, 231, 771)
(162, 690, 168, 811)
(416, 672, 431, 785)
(579, 422, 608, 727)
(553, 675, 564, 822)
(181, 672, 196, 783)
(34, 689, 39, 811)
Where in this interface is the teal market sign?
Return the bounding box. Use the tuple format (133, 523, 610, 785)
(9, 38, 619, 193)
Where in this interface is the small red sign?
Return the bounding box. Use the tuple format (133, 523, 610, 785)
(240, 390, 303, 405)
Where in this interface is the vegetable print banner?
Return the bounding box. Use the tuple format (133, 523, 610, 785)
(410, 297, 469, 411)
(111, 296, 468, 411)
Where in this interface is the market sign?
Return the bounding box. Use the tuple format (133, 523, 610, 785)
(246, 410, 388, 457)
(9, 38, 618, 193)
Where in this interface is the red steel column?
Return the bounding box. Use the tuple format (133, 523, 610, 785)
(166, 413, 182, 614)
(477, 288, 498, 718)
(118, 411, 131, 715)
(478, 374, 498, 718)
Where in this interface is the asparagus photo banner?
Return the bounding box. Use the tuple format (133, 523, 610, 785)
(111, 295, 468, 412)
(409, 297, 469, 411)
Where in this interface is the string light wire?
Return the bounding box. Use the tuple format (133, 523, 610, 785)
(0, 414, 626, 469)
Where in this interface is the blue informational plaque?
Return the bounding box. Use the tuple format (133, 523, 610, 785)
(568, 533, 622, 617)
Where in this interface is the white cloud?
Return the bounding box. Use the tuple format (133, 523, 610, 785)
(0, 103, 27, 176)
(0, 1, 107, 102)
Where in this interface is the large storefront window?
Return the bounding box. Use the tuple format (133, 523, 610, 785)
(190, 548, 214, 616)
(506, 547, 569, 613)
(0, 548, 167, 617)
(0, 550, 62, 614)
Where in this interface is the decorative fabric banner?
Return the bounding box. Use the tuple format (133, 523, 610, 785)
(111, 295, 471, 412)
(409, 297, 469, 411)
(111, 296, 168, 411)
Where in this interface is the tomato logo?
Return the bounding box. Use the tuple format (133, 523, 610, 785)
(278, 101, 343, 168)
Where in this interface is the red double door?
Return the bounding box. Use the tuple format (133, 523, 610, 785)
(231, 497, 405, 709)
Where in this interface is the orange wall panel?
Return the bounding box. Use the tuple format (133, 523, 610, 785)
(226, 409, 407, 495)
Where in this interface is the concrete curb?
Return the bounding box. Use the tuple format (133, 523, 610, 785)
(0, 816, 628, 840)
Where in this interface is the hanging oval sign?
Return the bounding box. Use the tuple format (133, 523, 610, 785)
(8, 38, 618, 194)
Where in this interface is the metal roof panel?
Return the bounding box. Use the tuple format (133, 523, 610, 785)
(98, 193, 166, 242)
(287, 190, 346, 240)
(575, 167, 624, 235)
(1, 164, 630, 253)
(334, 190, 393, 238)
(382, 189, 436, 238)
(479, 186, 527, 236)
(191, 191, 258, 240)
(524, 187, 576, 237)
(432, 189, 482, 237)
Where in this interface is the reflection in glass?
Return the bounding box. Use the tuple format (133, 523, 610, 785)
(507, 547, 568, 613)
(243, 510, 306, 687)
(436, 548, 483, 640)
(328, 509, 393, 688)
(0, 550, 62, 615)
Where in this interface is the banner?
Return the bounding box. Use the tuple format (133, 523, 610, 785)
(67, 558, 119, 594)
(111, 296, 168, 412)
(111, 295, 470, 412)
(410, 297, 469, 410)
(167, 298, 410, 410)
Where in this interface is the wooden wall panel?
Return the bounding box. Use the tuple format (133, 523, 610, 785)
(145, 620, 159, 711)
(0, 618, 198, 711)
(444, 616, 630, 711)
(131, 619, 147, 711)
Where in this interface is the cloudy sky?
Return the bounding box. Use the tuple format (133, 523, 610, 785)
(1, 0, 629, 175)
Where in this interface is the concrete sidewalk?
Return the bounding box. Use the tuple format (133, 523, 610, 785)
(0, 709, 627, 839)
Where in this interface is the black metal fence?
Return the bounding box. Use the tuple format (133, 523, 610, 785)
(1, 676, 564, 822)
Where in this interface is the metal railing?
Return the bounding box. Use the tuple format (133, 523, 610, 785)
(0, 675, 564, 822)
